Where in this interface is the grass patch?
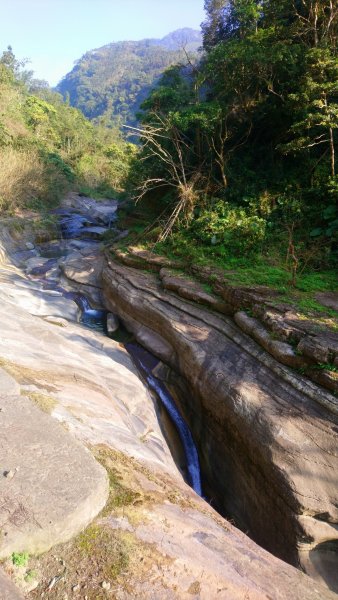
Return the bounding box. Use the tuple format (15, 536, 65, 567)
(296, 297, 338, 317)
(24, 446, 169, 598)
(112, 230, 338, 329)
(77, 184, 120, 201)
(0, 357, 57, 392)
(77, 525, 129, 580)
(25, 391, 57, 414)
(0, 147, 70, 215)
(131, 234, 337, 322)
(24, 569, 37, 582)
(93, 446, 142, 515)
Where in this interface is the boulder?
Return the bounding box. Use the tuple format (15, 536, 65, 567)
(0, 369, 109, 557)
(106, 312, 119, 334)
(60, 248, 104, 288)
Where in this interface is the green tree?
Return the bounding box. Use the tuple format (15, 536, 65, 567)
(202, 0, 229, 49)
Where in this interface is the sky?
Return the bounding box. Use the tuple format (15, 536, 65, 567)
(1, 0, 205, 86)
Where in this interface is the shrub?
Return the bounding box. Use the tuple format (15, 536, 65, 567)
(191, 200, 266, 255)
(76, 148, 134, 193)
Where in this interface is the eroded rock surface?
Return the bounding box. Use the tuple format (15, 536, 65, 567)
(0, 568, 25, 599)
(102, 255, 338, 593)
(0, 368, 109, 558)
(0, 210, 336, 598)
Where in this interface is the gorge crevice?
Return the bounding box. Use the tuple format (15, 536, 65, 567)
(101, 251, 338, 592)
(1, 195, 337, 598)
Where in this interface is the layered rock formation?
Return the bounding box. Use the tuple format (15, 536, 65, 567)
(1, 201, 337, 598)
(102, 252, 338, 593)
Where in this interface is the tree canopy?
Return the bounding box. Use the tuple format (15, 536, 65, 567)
(130, 0, 337, 274)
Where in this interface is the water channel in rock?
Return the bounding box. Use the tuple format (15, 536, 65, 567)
(26, 204, 203, 496)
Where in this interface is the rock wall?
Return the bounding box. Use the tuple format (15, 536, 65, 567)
(2, 212, 336, 598)
(102, 255, 338, 591)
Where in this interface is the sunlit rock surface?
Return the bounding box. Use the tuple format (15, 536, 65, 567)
(103, 255, 338, 594)
(0, 209, 337, 598)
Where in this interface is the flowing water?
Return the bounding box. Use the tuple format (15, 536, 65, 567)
(126, 342, 202, 495)
(30, 207, 203, 496)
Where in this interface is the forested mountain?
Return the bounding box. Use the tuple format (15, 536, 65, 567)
(56, 28, 202, 126)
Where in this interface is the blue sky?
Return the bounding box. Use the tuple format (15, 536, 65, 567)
(1, 0, 205, 86)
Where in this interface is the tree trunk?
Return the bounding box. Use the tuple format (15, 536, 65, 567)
(329, 126, 335, 177)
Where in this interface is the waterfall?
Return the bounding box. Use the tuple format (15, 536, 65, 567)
(126, 343, 202, 496)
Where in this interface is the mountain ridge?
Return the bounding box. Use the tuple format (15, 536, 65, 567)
(56, 28, 202, 126)
(80, 27, 202, 56)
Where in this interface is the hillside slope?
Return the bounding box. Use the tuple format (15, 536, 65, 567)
(56, 28, 202, 126)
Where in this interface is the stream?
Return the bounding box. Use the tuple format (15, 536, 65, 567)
(27, 202, 203, 496)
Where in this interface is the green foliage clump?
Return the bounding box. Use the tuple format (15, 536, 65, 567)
(24, 570, 37, 582)
(12, 552, 29, 567)
(191, 201, 266, 255)
(77, 525, 129, 580)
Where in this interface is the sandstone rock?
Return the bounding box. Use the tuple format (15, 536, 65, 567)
(0, 368, 20, 396)
(297, 336, 331, 364)
(25, 256, 53, 274)
(1, 210, 337, 598)
(79, 225, 108, 239)
(0, 390, 109, 558)
(60, 248, 104, 288)
(0, 568, 25, 599)
(160, 268, 232, 314)
(306, 368, 338, 394)
(113, 248, 146, 269)
(102, 257, 338, 592)
(106, 312, 119, 334)
(102, 502, 338, 600)
(43, 316, 69, 328)
(316, 292, 338, 312)
(255, 306, 303, 343)
(219, 283, 278, 310)
(128, 247, 179, 269)
(234, 311, 307, 368)
(121, 312, 176, 366)
(113, 229, 129, 242)
(90, 205, 117, 226)
(113, 247, 182, 271)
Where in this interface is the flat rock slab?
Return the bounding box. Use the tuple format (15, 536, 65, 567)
(316, 292, 338, 312)
(102, 503, 337, 600)
(0, 370, 108, 558)
(79, 226, 108, 238)
(0, 568, 25, 599)
(4, 285, 79, 320)
(60, 249, 104, 288)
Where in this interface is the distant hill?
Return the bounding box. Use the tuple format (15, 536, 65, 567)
(56, 28, 202, 127)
